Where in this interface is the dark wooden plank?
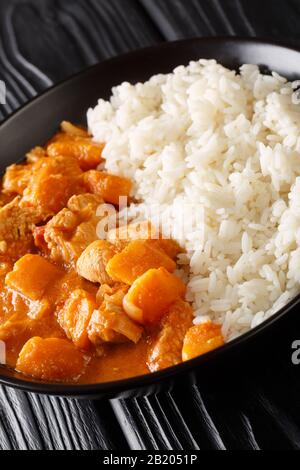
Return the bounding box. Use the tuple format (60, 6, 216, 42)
(0, 387, 129, 450)
(0, 0, 162, 117)
(140, 0, 300, 46)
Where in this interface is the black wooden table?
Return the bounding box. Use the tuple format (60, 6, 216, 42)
(1, 0, 300, 451)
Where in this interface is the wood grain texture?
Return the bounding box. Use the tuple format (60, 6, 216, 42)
(1, 0, 300, 451)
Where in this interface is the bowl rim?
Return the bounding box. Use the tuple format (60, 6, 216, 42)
(1, 35, 300, 397)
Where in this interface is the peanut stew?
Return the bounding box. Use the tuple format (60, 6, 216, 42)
(0, 122, 224, 384)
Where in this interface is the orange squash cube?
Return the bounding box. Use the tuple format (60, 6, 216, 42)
(5, 254, 62, 301)
(107, 221, 158, 244)
(16, 337, 88, 382)
(106, 240, 176, 285)
(57, 289, 97, 349)
(107, 221, 181, 260)
(47, 140, 104, 171)
(150, 238, 182, 260)
(84, 170, 132, 206)
(123, 268, 186, 325)
(182, 323, 224, 361)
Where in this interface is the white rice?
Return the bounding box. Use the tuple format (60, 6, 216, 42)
(87, 59, 300, 341)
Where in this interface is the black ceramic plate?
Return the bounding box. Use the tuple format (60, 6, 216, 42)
(1, 37, 300, 399)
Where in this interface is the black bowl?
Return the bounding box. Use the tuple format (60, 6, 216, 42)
(1, 37, 300, 399)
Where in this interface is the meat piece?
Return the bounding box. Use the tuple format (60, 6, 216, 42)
(3, 163, 33, 195)
(21, 155, 83, 218)
(123, 268, 186, 325)
(57, 289, 97, 350)
(84, 170, 132, 206)
(148, 300, 193, 372)
(0, 189, 15, 209)
(106, 240, 176, 285)
(60, 121, 89, 138)
(76, 240, 120, 285)
(88, 285, 142, 345)
(0, 197, 40, 263)
(95, 282, 127, 305)
(38, 194, 104, 265)
(26, 146, 47, 164)
(16, 337, 89, 382)
(5, 254, 62, 301)
(47, 133, 103, 171)
(0, 197, 40, 243)
(108, 221, 182, 259)
(182, 323, 224, 361)
(28, 298, 52, 320)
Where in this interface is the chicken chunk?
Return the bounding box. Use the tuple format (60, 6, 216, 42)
(60, 121, 89, 138)
(182, 323, 224, 361)
(26, 146, 47, 164)
(3, 163, 33, 195)
(0, 197, 40, 262)
(16, 337, 89, 382)
(148, 300, 193, 372)
(57, 289, 97, 349)
(21, 155, 84, 218)
(36, 194, 104, 266)
(0, 197, 40, 243)
(88, 285, 143, 345)
(77, 240, 120, 285)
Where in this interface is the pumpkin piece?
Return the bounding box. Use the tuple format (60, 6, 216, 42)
(84, 170, 132, 206)
(182, 323, 224, 361)
(106, 240, 176, 285)
(0, 314, 32, 344)
(107, 221, 158, 243)
(57, 289, 96, 350)
(21, 155, 83, 218)
(107, 221, 181, 260)
(47, 140, 103, 171)
(148, 300, 193, 372)
(16, 337, 88, 382)
(150, 239, 182, 260)
(5, 254, 62, 301)
(76, 240, 120, 285)
(123, 268, 186, 325)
